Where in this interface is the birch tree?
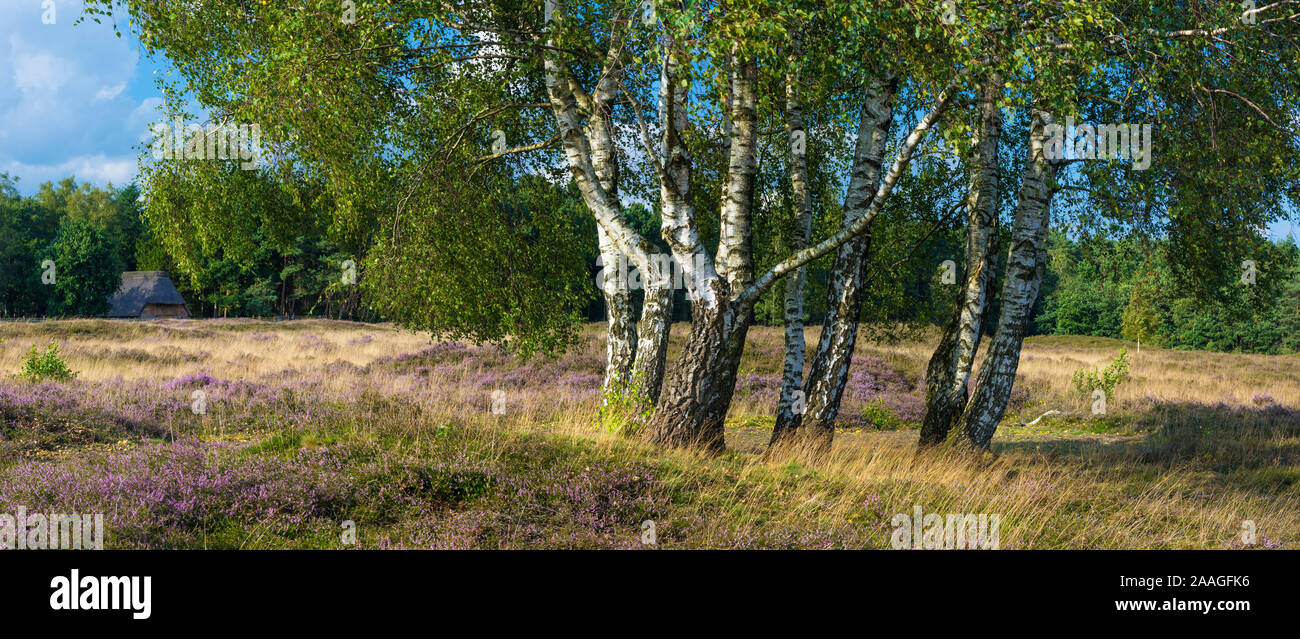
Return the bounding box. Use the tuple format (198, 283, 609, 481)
(542, 6, 677, 410)
(917, 76, 1003, 447)
(957, 108, 1060, 449)
(768, 72, 899, 455)
(89, 0, 1299, 456)
(538, 0, 962, 451)
(938, 1, 1300, 450)
(768, 1, 1076, 456)
(773, 28, 814, 434)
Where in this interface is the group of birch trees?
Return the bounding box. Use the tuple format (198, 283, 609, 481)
(91, 0, 1300, 456)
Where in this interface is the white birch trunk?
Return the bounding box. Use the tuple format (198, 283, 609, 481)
(598, 229, 637, 398)
(587, 39, 638, 400)
(770, 72, 898, 455)
(919, 78, 1004, 446)
(645, 40, 959, 452)
(716, 56, 758, 294)
(542, 8, 673, 407)
(644, 40, 748, 451)
(956, 108, 1059, 450)
(775, 55, 814, 432)
(633, 257, 674, 405)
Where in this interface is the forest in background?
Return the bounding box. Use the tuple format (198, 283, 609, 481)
(4, 170, 1297, 354)
(1, 172, 367, 320)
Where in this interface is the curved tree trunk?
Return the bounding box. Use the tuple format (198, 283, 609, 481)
(716, 56, 758, 295)
(644, 46, 753, 453)
(918, 78, 1004, 447)
(645, 38, 957, 453)
(957, 108, 1059, 450)
(769, 72, 898, 457)
(542, 10, 674, 410)
(589, 59, 637, 400)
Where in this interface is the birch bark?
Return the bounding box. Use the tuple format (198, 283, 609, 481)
(775, 52, 814, 433)
(643, 43, 764, 451)
(542, 8, 673, 407)
(644, 40, 739, 451)
(769, 73, 898, 455)
(587, 34, 638, 400)
(918, 78, 1004, 447)
(956, 108, 1059, 450)
(642, 26, 958, 451)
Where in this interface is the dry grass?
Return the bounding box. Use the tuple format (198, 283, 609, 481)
(2, 318, 1296, 549)
(0, 318, 428, 383)
(7, 319, 1293, 413)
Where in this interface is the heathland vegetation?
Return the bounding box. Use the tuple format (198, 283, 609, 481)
(0, 320, 1296, 548)
(1, 1, 1295, 548)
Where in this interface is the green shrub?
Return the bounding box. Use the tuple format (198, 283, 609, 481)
(599, 374, 653, 436)
(1070, 348, 1129, 398)
(859, 400, 905, 431)
(17, 341, 78, 383)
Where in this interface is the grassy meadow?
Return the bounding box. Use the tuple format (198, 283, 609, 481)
(0, 318, 1297, 549)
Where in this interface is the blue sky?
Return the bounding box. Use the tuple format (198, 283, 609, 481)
(1, 0, 168, 196)
(3, 1, 1296, 241)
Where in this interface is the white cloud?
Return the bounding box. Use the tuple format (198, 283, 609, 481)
(0, 5, 165, 194)
(11, 44, 75, 96)
(127, 96, 165, 138)
(93, 81, 126, 103)
(4, 154, 137, 190)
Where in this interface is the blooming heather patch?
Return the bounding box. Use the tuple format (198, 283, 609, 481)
(298, 334, 339, 353)
(0, 372, 306, 463)
(845, 357, 911, 399)
(726, 355, 923, 428)
(557, 372, 602, 402)
(1008, 384, 1032, 411)
(843, 370, 886, 404)
(0, 428, 680, 549)
(378, 342, 474, 368)
(161, 373, 281, 404)
(735, 373, 781, 402)
(162, 373, 218, 390)
(0, 437, 502, 549)
(0, 380, 79, 412)
(833, 357, 924, 427)
(0, 380, 173, 457)
(4, 320, 1298, 549)
(875, 390, 926, 425)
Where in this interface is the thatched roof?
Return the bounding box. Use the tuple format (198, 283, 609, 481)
(107, 271, 189, 317)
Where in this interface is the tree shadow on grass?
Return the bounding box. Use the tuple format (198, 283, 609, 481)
(994, 400, 1300, 496)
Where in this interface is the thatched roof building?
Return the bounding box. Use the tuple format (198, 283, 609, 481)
(107, 271, 191, 318)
